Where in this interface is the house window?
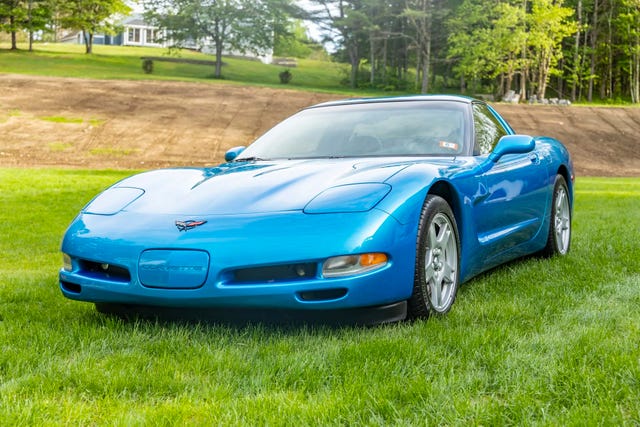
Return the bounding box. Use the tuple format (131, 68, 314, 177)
(128, 28, 141, 43)
(146, 29, 162, 44)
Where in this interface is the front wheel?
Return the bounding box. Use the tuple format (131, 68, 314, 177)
(408, 195, 460, 319)
(540, 175, 571, 257)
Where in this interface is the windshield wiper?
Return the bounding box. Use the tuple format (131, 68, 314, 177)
(234, 157, 267, 162)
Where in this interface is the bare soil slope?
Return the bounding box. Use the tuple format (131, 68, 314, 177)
(1, 74, 638, 176)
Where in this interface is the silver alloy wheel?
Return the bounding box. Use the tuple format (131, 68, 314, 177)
(555, 185, 571, 254)
(424, 212, 458, 312)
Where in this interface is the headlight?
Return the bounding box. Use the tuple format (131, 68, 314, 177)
(62, 253, 72, 272)
(322, 253, 388, 278)
(304, 183, 391, 214)
(84, 187, 144, 215)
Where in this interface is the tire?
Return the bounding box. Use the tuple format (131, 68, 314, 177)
(540, 175, 571, 257)
(408, 195, 461, 319)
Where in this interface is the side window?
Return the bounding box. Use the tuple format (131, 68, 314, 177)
(472, 103, 507, 155)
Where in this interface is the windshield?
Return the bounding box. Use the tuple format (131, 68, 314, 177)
(236, 100, 470, 160)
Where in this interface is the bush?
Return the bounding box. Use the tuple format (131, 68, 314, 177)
(142, 59, 153, 74)
(279, 69, 292, 84)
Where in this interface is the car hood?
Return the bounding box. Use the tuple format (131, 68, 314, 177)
(100, 158, 443, 216)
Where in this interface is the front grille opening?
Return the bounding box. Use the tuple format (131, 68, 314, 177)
(78, 260, 131, 283)
(298, 288, 348, 302)
(232, 263, 317, 284)
(61, 280, 81, 294)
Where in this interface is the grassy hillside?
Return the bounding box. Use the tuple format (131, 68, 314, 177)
(0, 43, 356, 93)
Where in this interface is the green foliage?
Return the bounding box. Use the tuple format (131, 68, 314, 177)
(145, 0, 290, 79)
(142, 58, 153, 74)
(528, 0, 577, 98)
(447, 0, 576, 99)
(273, 19, 324, 59)
(60, 0, 131, 54)
(0, 0, 52, 50)
(278, 68, 292, 84)
(0, 170, 639, 424)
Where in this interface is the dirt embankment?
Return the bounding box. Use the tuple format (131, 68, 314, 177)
(0, 74, 638, 176)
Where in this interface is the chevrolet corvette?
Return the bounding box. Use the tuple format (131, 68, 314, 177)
(59, 95, 574, 324)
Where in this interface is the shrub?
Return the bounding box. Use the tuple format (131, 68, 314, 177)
(279, 69, 292, 84)
(142, 59, 153, 74)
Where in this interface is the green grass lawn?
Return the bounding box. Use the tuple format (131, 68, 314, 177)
(0, 169, 639, 425)
(0, 42, 360, 94)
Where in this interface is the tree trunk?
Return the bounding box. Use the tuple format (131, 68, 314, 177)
(214, 19, 223, 79)
(415, 50, 422, 90)
(571, 0, 582, 102)
(605, 0, 614, 99)
(633, 31, 640, 103)
(10, 16, 17, 50)
(382, 36, 388, 83)
(418, 0, 433, 94)
(421, 43, 431, 93)
(83, 31, 93, 54)
(519, 0, 528, 101)
(557, 58, 564, 98)
(28, 0, 33, 52)
(349, 44, 359, 88)
(588, 0, 599, 102)
(370, 35, 375, 85)
(215, 37, 223, 78)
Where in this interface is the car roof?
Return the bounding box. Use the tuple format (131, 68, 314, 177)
(308, 94, 476, 109)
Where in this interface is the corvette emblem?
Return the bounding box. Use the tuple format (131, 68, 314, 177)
(175, 220, 207, 232)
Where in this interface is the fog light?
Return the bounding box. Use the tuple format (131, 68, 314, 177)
(62, 253, 72, 272)
(322, 253, 388, 278)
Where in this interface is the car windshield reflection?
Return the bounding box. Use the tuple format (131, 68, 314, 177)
(236, 101, 470, 160)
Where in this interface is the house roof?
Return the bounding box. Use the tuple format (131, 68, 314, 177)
(121, 14, 147, 27)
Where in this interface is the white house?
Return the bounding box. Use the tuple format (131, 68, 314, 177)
(61, 14, 272, 63)
(120, 14, 166, 47)
(60, 14, 166, 48)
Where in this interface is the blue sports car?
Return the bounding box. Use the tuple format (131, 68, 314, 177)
(60, 95, 573, 324)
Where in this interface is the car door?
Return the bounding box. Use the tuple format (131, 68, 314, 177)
(471, 102, 549, 263)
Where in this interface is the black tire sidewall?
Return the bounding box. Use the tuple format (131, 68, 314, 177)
(408, 195, 461, 319)
(544, 175, 571, 257)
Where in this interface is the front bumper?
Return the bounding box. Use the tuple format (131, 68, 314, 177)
(59, 208, 417, 314)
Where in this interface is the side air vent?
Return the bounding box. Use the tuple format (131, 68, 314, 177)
(78, 260, 131, 283)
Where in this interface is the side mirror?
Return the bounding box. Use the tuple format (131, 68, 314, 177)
(489, 135, 535, 162)
(224, 146, 246, 162)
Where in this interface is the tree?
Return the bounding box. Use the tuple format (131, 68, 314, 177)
(528, 0, 576, 98)
(490, 2, 527, 98)
(145, 0, 289, 79)
(0, 0, 51, 50)
(25, 0, 53, 51)
(446, 0, 494, 93)
(61, 0, 130, 54)
(305, 0, 372, 88)
(403, 0, 435, 93)
(617, 0, 640, 102)
(0, 0, 27, 50)
(274, 19, 326, 58)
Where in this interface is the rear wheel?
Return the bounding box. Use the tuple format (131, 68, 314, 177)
(408, 195, 460, 319)
(541, 175, 571, 257)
